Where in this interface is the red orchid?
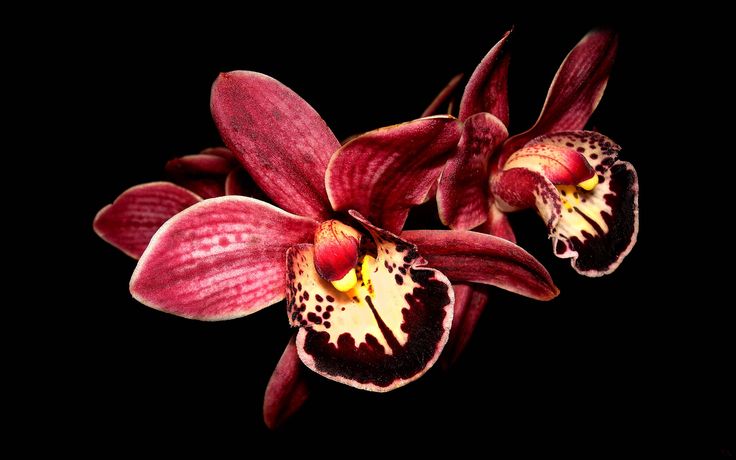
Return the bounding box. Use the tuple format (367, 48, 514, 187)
(436, 28, 639, 277)
(99, 70, 559, 428)
(94, 147, 257, 259)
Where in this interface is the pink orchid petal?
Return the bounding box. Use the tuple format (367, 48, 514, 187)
(326, 116, 462, 234)
(503, 143, 595, 185)
(175, 178, 225, 199)
(458, 30, 511, 125)
(498, 29, 618, 165)
(211, 71, 339, 220)
(224, 167, 269, 202)
(93, 182, 201, 259)
(289, 211, 454, 392)
(263, 336, 309, 430)
(401, 229, 558, 300)
(198, 146, 233, 160)
(165, 153, 236, 176)
(130, 196, 319, 320)
(437, 112, 508, 230)
(421, 73, 464, 117)
(440, 283, 490, 370)
(481, 203, 517, 243)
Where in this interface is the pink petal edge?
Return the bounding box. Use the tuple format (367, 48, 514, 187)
(263, 336, 309, 430)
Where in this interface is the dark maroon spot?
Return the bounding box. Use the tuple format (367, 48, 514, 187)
(395, 243, 407, 252)
(300, 303, 306, 311)
(352, 296, 359, 302)
(316, 305, 322, 312)
(341, 307, 346, 311)
(307, 312, 322, 325)
(556, 240, 567, 255)
(398, 266, 407, 275)
(297, 282, 302, 291)
(566, 142, 574, 147)
(299, 270, 303, 275)
(315, 294, 323, 302)
(323, 312, 331, 319)
(326, 295, 335, 303)
(598, 175, 605, 183)
(589, 144, 597, 150)
(298, 295, 303, 303)
(573, 192, 579, 199)
(590, 153, 599, 160)
(395, 274, 403, 285)
(577, 147, 585, 153)
(303, 292, 309, 301)
(595, 165, 605, 173)
(568, 208, 573, 213)
(326, 305, 334, 312)
(324, 321, 331, 329)
(560, 189, 567, 196)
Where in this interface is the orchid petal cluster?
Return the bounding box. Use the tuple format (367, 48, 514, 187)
(94, 28, 637, 429)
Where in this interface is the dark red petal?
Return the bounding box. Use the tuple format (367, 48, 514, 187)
(93, 182, 201, 259)
(421, 73, 464, 117)
(263, 336, 309, 430)
(313, 220, 361, 281)
(211, 71, 338, 220)
(164, 153, 236, 176)
(437, 112, 508, 230)
(199, 146, 233, 159)
(440, 283, 490, 370)
(481, 203, 517, 243)
(289, 212, 454, 392)
(401, 229, 558, 300)
(498, 29, 618, 165)
(458, 30, 511, 125)
(492, 167, 562, 230)
(130, 196, 318, 320)
(326, 116, 462, 233)
(175, 178, 225, 199)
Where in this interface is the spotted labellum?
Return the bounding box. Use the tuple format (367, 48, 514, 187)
(95, 70, 558, 428)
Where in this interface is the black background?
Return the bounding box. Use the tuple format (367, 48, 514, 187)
(53, 10, 728, 455)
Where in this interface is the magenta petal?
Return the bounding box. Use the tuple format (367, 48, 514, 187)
(93, 182, 201, 259)
(130, 196, 319, 320)
(440, 283, 490, 370)
(499, 29, 618, 163)
(437, 112, 508, 230)
(458, 30, 511, 125)
(421, 73, 464, 117)
(326, 116, 462, 233)
(263, 336, 309, 430)
(211, 71, 339, 220)
(402, 229, 558, 300)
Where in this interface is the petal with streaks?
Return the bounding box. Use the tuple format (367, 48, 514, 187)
(288, 212, 454, 392)
(458, 30, 511, 125)
(263, 336, 309, 430)
(402, 229, 558, 300)
(130, 196, 318, 320)
(498, 29, 618, 165)
(93, 182, 201, 259)
(326, 116, 462, 233)
(211, 71, 338, 220)
(437, 112, 507, 230)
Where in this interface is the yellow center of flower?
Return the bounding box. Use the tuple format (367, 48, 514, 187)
(331, 269, 358, 292)
(329, 255, 376, 294)
(577, 175, 599, 191)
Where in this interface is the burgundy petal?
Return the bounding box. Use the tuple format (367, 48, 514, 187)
(288, 211, 454, 392)
(199, 146, 233, 159)
(492, 167, 562, 230)
(437, 112, 508, 230)
(458, 30, 511, 125)
(211, 71, 338, 220)
(401, 229, 558, 300)
(175, 178, 225, 199)
(440, 283, 490, 370)
(224, 167, 269, 202)
(326, 116, 462, 233)
(421, 73, 464, 117)
(498, 29, 618, 165)
(93, 182, 201, 259)
(479, 203, 517, 243)
(165, 153, 236, 176)
(130, 196, 319, 320)
(502, 143, 595, 185)
(263, 336, 309, 430)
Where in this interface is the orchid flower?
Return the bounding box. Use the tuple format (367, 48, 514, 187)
(437, 28, 639, 277)
(100, 71, 559, 428)
(94, 147, 257, 259)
